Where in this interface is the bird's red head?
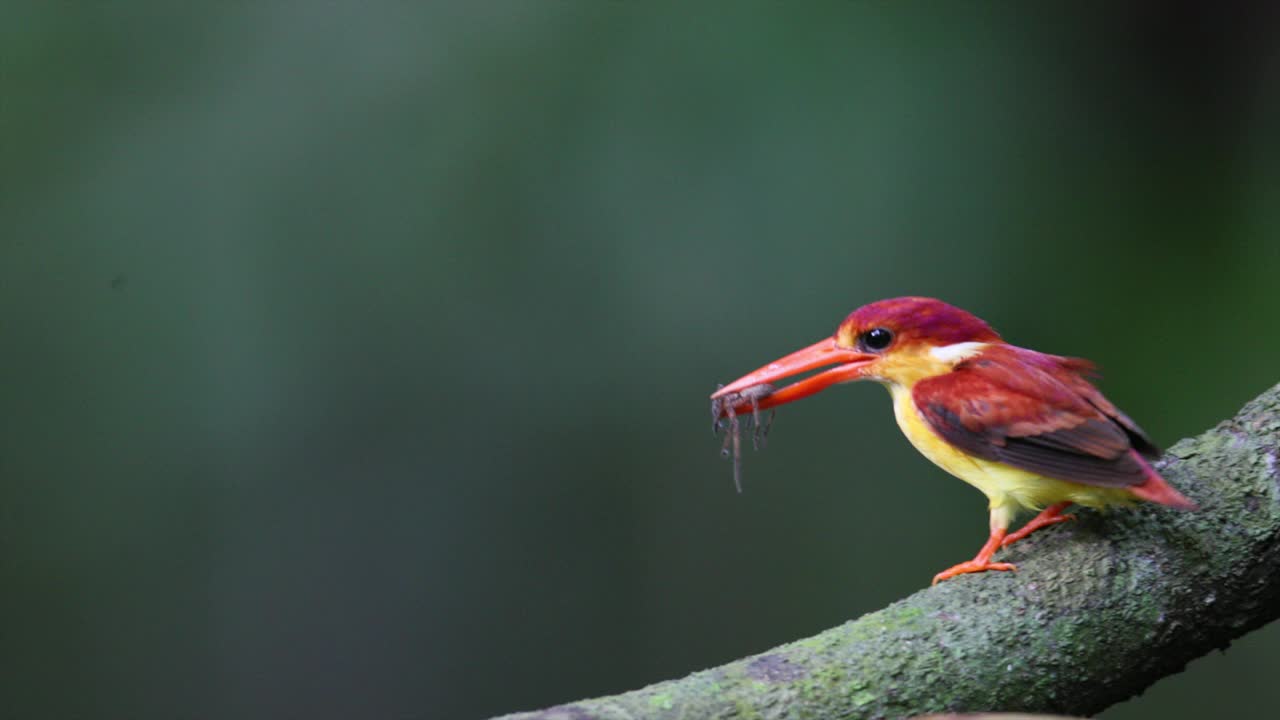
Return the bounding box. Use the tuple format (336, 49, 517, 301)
(711, 297, 1003, 413)
(836, 296, 1001, 350)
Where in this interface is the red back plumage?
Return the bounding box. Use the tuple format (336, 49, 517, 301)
(912, 344, 1196, 509)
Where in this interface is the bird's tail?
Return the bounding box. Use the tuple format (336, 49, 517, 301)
(1127, 450, 1198, 510)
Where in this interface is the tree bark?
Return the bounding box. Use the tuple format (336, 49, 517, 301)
(495, 382, 1280, 720)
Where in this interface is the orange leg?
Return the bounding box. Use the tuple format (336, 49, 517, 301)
(932, 527, 1017, 585)
(933, 506, 1020, 585)
(1001, 502, 1074, 548)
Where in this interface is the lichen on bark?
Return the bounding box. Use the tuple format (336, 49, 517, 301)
(496, 383, 1280, 720)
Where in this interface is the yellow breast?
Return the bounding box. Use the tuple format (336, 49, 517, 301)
(885, 382, 1134, 513)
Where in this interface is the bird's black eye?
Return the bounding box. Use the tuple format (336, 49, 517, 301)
(860, 327, 894, 352)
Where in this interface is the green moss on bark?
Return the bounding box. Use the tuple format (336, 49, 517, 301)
(497, 383, 1280, 720)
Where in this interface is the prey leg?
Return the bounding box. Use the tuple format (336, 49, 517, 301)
(1001, 502, 1074, 548)
(718, 404, 743, 493)
(932, 507, 1017, 585)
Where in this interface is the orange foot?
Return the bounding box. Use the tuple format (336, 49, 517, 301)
(1001, 502, 1074, 548)
(932, 560, 1017, 585)
(932, 528, 1017, 585)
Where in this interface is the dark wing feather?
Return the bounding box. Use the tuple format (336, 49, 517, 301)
(913, 345, 1154, 488)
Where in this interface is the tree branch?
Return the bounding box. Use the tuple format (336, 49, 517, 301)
(496, 382, 1280, 720)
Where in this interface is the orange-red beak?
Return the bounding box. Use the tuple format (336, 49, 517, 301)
(710, 337, 876, 416)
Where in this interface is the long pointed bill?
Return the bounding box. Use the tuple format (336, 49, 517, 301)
(710, 337, 876, 416)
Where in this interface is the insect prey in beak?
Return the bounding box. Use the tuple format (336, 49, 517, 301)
(710, 383, 776, 493)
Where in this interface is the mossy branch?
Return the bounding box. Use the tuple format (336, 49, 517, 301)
(495, 383, 1280, 720)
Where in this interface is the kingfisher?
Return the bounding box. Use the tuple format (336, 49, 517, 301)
(710, 297, 1195, 584)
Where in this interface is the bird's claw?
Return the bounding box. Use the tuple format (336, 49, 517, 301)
(931, 561, 1017, 586)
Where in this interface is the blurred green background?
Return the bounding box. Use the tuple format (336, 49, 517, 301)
(3, 3, 1278, 719)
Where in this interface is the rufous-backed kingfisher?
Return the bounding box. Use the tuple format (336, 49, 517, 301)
(711, 297, 1195, 585)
